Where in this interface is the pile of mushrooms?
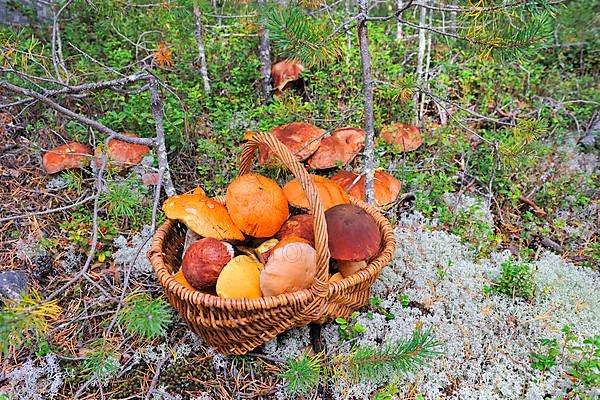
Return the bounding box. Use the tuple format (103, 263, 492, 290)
(162, 172, 385, 300)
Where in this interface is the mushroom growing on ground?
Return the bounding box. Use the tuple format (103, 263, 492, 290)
(330, 170, 401, 207)
(42, 142, 93, 174)
(226, 173, 289, 238)
(216, 255, 263, 299)
(162, 193, 245, 241)
(256, 122, 324, 165)
(96, 133, 151, 168)
(260, 242, 317, 297)
(283, 175, 349, 211)
(181, 238, 235, 290)
(325, 204, 382, 277)
(379, 123, 422, 152)
(307, 127, 365, 170)
(271, 60, 305, 96)
(275, 214, 314, 246)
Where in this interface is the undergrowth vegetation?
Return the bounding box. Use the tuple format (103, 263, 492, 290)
(0, 0, 598, 398)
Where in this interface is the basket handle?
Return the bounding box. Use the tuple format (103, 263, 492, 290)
(239, 131, 330, 300)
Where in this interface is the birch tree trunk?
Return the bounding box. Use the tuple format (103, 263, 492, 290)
(396, 0, 403, 41)
(193, 4, 211, 95)
(450, 0, 458, 36)
(357, 0, 376, 205)
(414, 1, 427, 123)
(257, 0, 272, 103)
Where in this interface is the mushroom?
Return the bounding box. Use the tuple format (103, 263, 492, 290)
(330, 170, 401, 207)
(173, 270, 197, 291)
(379, 123, 422, 152)
(96, 133, 151, 168)
(307, 127, 365, 170)
(181, 238, 235, 289)
(329, 272, 344, 283)
(254, 238, 279, 264)
(216, 255, 263, 299)
(226, 173, 289, 238)
(162, 193, 245, 241)
(336, 260, 367, 278)
(325, 204, 382, 277)
(42, 142, 93, 174)
(275, 214, 314, 246)
(283, 175, 349, 211)
(257, 122, 324, 165)
(271, 60, 305, 96)
(260, 242, 317, 297)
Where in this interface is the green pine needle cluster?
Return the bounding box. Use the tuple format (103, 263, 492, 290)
(80, 338, 121, 381)
(281, 327, 442, 396)
(267, 6, 343, 67)
(117, 293, 172, 339)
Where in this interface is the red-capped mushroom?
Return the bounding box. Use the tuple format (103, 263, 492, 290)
(182, 238, 235, 290)
(258, 122, 324, 165)
(330, 170, 401, 207)
(379, 123, 422, 152)
(96, 133, 151, 168)
(275, 214, 314, 246)
(43, 142, 93, 174)
(307, 127, 365, 169)
(271, 60, 305, 96)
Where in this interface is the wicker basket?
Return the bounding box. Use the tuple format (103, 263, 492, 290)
(148, 131, 396, 355)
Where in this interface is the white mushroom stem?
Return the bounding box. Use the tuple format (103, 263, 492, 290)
(337, 259, 368, 278)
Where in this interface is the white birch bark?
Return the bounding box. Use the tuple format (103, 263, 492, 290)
(414, 1, 427, 124)
(193, 4, 211, 95)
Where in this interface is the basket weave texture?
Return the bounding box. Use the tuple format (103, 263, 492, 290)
(148, 131, 396, 355)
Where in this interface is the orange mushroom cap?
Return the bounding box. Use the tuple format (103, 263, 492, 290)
(216, 255, 263, 299)
(330, 170, 401, 207)
(271, 60, 305, 94)
(225, 173, 289, 238)
(42, 142, 92, 174)
(106, 133, 151, 166)
(283, 174, 349, 211)
(258, 122, 324, 165)
(325, 204, 381, 261)
(173, 270, 197, 291)
(260, 242, 317, 297)
(307, 127, 365, 170)
(379, 123, 422, 152)
(162, 193, 245, 241)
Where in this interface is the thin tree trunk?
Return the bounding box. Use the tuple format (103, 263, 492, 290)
(396, 0, 403, 41)
(357, 0, 376, 205)
(414, 1, 427, 124)
(450, 0, 457, 36)
(420, 6, 432, 120)
(193, 4, 211, 95)
(345, 0, 352, 66)
(257, 0, 272, 103)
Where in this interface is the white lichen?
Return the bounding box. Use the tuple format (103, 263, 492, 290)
(113, 224, 154, 276)
(2, 353, 63, 400)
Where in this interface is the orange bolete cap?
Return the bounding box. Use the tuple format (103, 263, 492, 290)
(225, 173, 289, 238)
(275, 214, 314, 245)
(100, 133, 151, 168)
(162, 193, 245, 241)
(330, 170, 401, 207)
(271, 60, 305, 94)
(325, 204, 381, 261)
(216, 255, 263, 299)
(260, 242, 317, 297)
(283, 175, 349, 211)
(258, 122, 324, 165)
(307, 127, 365, 169)
(173, 270, 197, 291)
(379, 123, 422, 152)
(43, 142, 92, 174)
(181, 238, 234, 290)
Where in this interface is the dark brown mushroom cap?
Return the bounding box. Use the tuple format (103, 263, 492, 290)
(275, 214, 315, 245)
(258, 122, 323, 165)
(181, 238, 235, 290)
(43, 142, 92, 174)
(325, 204, 381, 261)
(307, 127, 365, 169)
(379, 123, 422, 152)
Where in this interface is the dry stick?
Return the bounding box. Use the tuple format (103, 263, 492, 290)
(51, 0, 73, 84)
(144, 349, 172, 400)
(0, 192, 95, 223)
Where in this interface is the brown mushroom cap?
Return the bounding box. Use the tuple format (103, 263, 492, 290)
(258, 122, 324, 165)
(173, 270, 197, 291)
(337, 260, 368, 278)
(330, 170, 401, 206)
(329, 272, 344, 283)
(275, 214, 315, 245)
(226, 173, 289, 238)
(216, 255, 263, 299)
(325, 204, 381, 261)
(271, 60, 305, 93)
(379, 123, 422, 152)
(307, 127, 365, 170)
(162, 193, 245, 241)
(43, 142, 92, 174)
(107, 133, 151, 166)
(181, 238, 234, 290)
(283, 175, 349, 211)
(260, 242, 317, 297)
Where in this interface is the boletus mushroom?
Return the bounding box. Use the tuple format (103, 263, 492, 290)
(275, 214, 314, 246)
(283, 175, 349, 211)
(330, 170, 401, 207)
(307, 127, 365, 170)
(162, 193, 245, 241)
(325, 204, 381, 277)
(216, 255, 263, 299)
(379, 123, 422, 152)
(257, 122, 324, 166)
(173, 270, 197, 291)
(43, 142, 93, 174)
(181, 238, 234, 290)
(226, 173, 289, 238)
(260, 242, 317, 297)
